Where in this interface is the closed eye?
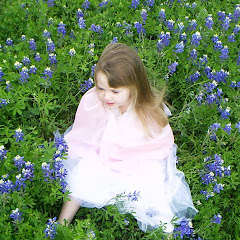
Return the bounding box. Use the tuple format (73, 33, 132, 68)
(98, 87, 104, 91)
(112, 90, 119, 94)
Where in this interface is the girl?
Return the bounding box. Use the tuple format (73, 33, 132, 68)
(58, 43, 198, 232)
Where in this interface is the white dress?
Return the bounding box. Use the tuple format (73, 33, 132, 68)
(61, 87, 198, 233)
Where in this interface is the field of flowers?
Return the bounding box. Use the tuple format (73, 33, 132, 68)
(0, 0, 240, 239)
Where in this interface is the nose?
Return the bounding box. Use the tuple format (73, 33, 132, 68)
(104, 91, 112, 101)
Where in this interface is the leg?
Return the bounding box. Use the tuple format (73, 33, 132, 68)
(58, 195, 81, 226)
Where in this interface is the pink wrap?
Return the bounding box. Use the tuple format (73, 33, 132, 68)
(64, 87, 174, 173)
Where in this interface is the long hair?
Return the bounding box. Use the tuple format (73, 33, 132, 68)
(94, 43, 168, 135)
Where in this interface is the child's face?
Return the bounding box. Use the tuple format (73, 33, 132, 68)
(96, 71, 132, 114)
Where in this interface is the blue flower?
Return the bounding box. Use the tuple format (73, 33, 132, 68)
(127, 190, 140, 201)
(34, 52, 42, 62)
(228, 33, 236, 42)
(21, 35, 26, 41)
(10, 208, 23, 223)
(219, 46, 229, 60)
(205, 15, 214, 29)
(29, 65, 37, 74)
(211, 34, 219, 43)
(212, 213, 222, 224)
(174, 220, 194, 239)
(146, 0, 155, 7)
(42, 29, 51, 38)
(233, 6, 240, 22)
(131, 0, 139, 9)
(134, 22, 146, 35)
(89, 24, 103, 34)
(42, 67, 53, 82)
(189, 19, 197, 31)
(235, 121, 240, 133)
(174, 41, 185, 53)
(28, 38, 37, 51)
(82, 0, 90, 10)
(14, 174, 26, 191)
(68, 48, 76, 57)
(6, 38, 13, 46)
(0, 99, 9, 108)
(217, 11, 226, 21)
(188, 71, 200, 83)
(0, 145, 8, 160)
(13, 155, 25, 170)
(49, 53, 57, 65)
(22, 56, 31, 66)
(0, 67, 4, 80)
(111, 37, 118, 43)
(165, 19, 175, 31)
(223, 123, 231, 135)
(13, 128, 24, 142)
(80, 78, 94, 93)
(44, 217, 59, 239)
(14, 61, 22, 70)
(76, 8, 84, 18)
(141, 9, 148, 23)
(42, 162, 54, 182)
(78, 17, 86, 29)
(213, 183, 224, 194)
(46, 38, 56, 52)
(233, 24, 240, 35)
(218, 106, 230, 119)
(158, 9, 166, 21)
(99, 0, 109, 7)
(57, 21, 66, 37)
(191, 31, 202, 46)
(168, 61, 178, 75)
(47, 0, 55, 7)
(222, 17, 231, 31)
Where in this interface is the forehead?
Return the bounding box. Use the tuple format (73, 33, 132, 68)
(96, 71, 109, 87)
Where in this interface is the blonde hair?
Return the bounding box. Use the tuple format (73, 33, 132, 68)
(94, 43, 168, 135)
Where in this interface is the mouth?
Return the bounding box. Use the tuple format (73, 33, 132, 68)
(106, 102, 114, 106)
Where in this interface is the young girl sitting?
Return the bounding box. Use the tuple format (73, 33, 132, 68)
(58, 43, 198, 232)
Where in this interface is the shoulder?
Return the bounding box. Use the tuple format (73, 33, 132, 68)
(80, 87, 100, 106)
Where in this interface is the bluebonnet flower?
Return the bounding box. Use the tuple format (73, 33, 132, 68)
(168, 61, 178, 74)
(208, 122, 221, 140)
(205, 15, 214, 30)
(165, 20, 175, 31)
(76, 8, 84, 18)
(230, 81, 237, 88)
(199, 54, 208, 66)
(212, 213, 222, 224)
(212, 69, 229, 83)
(21, 35, 26, 41)
(158, 9, 166, 21)
(157, 32, 171, 51)
(78, 17, 86, 29)
(57, 21, 66, 37)
(188, 71, 200, 83)
(189, 19, 197, 31)
(191, 2, 197, 9)
(200, 190, 214, 200)
(224, 166, 231, 176)
(49, 53, 57, 65)
(14, 61, 22, 70)
(42, 29, 51, 38)
(205, 93, 217, 105)
(34, 52, 42, 62)
(22, 162, 34, 180)
(54, 158, 68, 180)
(124, 23, 133, 36)
(134, 22, 146, 35)
(222, 17, 231, 31)
(0, 145, 7, 160)
(223, 123, 231, 135)
(146, 0, 155, 7)
(217, 11, 226, 21)
(204, 80, 217, 93)
(141, 9, 148, 23)
(19, 67, 30, 83)
(174, 220, 193, 239)
(174, 42, 184, 53)
(0, 179, 14, 194)
(6, 38, 13, 46)
(44, 217, 59, 239)
(127, 190, 140, 201)
(14, 174, 26, 191)
(22, 56, 31, 66)
(235, 121, 240, 133)
(131, 0, 139, 9)
(48, 17, 54, 26)
(13, 128, 24, 141)
(111, 37, 118, 43)
(89, 24, 103, 34)
(46, 38, 56, 52)
(99, 0, 109, 7)
(124, 218, 129, 225)
(191, 31, 202, 46)
(177, 22, 185, 32)
(68, 48, 76, 57)
(10, 208, 23, 222)
(228, 33, 236, 42)
(219, 46, 229, 60)
(42, 162, 54, 181)
(201, 172, 215, 185)
(233, 6, 240, 22)
(237, 50, 240, 66)
(60, 180, 69, 193)
(80, 78, 94, 93)
(91, 64, 96, 76)
(47, 0, 55, 7)
(70, 30, 76, 39)
(0, 67, 4, 81)
(233, 24, 240, 35)
(82, 0, 90, 10)
(211, 34, 219, 43)
(88, 43, 95, 56)
(196, 93, 204, 104)
(86, 229, 96, 239)
(42, 67, 53, 83)
(218, 106, 231, 119)
(179, 32, 187, 43)
(116, 22, 122, 27)
(29, 65, 37, 74)
(213, 183, 224, 194)
(0, 99, 9, 108)
(13, 155, 25, 170)
(54, 135, 68, 152)
(28, 38, 37, 51)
